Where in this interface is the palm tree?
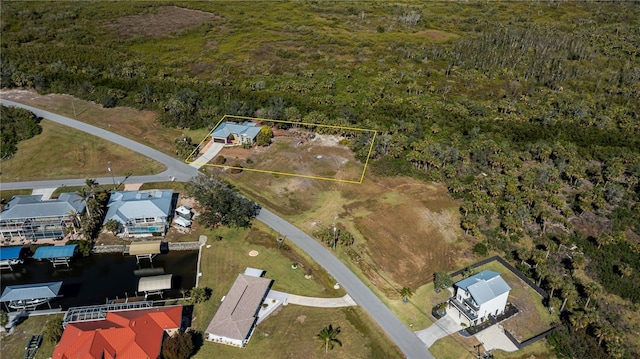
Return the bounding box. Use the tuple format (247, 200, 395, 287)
(584, 282, 601, 310)
(560, 282, 578, 312)
(595, 323, 616, 346)
(618, 263, 632, 278)
(399, 287, 413, 303)
(317, 324, 342, 353)
(546, 273, 563, 299)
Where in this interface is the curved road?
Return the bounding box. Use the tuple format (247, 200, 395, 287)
(0, 99, 200, 190)
(0, 99, 433, 358)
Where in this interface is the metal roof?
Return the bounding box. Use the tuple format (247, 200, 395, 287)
(0, 281, 63, 302)
(0, 193, 85, 220)
(103, 190, 173, 225)
(138, 274, 173, 292)
(128, 241, 162, 255)
(206, 273, 273, 341)
(455, 270, 511, 305)
(211, 122, 261, 140)
(0, 246, 23, 260)
(33, 244, 78, 259)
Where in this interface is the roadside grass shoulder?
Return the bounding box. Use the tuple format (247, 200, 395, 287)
(0, 120, 164, 182)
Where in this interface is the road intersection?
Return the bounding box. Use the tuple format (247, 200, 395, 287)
(0, 99, 434, 358)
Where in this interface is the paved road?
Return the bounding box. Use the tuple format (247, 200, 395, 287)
(257, 208, 433, 358)
(0, 99, 434, 358)
(0, 98, 199, 189)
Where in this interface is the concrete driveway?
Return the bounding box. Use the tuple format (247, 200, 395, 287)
(475, 324, 518, 352)
(415, 311, 463, 347)
(189, 141, 224, 169)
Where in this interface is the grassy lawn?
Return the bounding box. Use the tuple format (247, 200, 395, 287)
(0, 120, 164, 182)
(0, 314, 62, 359)
(190, 222, 402, 358)
(464, 261, 557, 341)
(429, 333, 479, 359)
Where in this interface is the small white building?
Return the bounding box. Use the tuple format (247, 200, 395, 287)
(449, 270, 511, 326)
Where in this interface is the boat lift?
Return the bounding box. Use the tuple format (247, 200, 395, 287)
(33, 244, 78, 268)
(126, 241, 162, 264)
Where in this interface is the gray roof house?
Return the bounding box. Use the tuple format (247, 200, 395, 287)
(211, 121, 261, 146)
(205, 270, 274, 348)
(0, 193, 85, 242)
(103, 190, 173, 237)
(449, 270, 511, 326)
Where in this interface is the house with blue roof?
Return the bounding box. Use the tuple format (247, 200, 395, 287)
(211, 121, 261, 146)
(0, 193, 85, 242)
(449, 270, 511, 326)
(102, 190, 174, 237)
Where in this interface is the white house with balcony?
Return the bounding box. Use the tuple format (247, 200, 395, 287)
(449, 270, 511, 326)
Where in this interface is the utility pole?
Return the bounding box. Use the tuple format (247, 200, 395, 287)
(107, 161, 116, 190)
(332, 223, 338, 251)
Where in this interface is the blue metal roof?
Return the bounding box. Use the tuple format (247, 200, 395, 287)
(211, 121, 261, 140)
(0, 193, 85, 220)
(33, 244, 78, 259)
(0, 281, 63, 302)
(455, 270, 511, 305)
(103, 190, 173, 225)
(0, 246, 23, 261)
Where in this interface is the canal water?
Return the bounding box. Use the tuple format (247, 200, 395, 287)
(0, 251, 197, 310)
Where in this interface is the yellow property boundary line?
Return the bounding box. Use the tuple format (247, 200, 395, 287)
(185, 115, 377, 184)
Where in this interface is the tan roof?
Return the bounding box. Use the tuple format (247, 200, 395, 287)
(138, 274, 172, 292)
(205, 274, 273, 341)
(128, 241, 162, 255)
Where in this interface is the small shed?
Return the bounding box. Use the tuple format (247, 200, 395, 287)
(138, 274, 173, 299)
(175, 206, 192, 220)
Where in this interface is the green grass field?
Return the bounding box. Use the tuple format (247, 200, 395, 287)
(0, 314, 62, 359)
(0, 120, 164, 182)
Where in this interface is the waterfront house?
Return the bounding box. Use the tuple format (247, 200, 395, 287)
(52, 305, 183, 359)
(211, 121, 261, 146)
(102, 190, 173, 237)
(205, 269, 273, 347)
(449, 270, 511, 326)
(0, 193, 85, 242)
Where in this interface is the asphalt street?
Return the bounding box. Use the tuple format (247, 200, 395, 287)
(0, 99, 434, 358)
(0, 98, 199, 190)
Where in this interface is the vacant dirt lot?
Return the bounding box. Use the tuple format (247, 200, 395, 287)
(216, 132, 364, 183)
(224, 161, 469, 295)
(105, 6, 219, 39)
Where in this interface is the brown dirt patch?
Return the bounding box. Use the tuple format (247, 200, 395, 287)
(417, 29, 458, 41)
(105, 6, 219, 39)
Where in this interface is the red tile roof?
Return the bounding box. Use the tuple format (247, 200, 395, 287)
(52, 306, 182, 359)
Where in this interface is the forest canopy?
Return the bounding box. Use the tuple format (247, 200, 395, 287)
(0, 105, 42, 158)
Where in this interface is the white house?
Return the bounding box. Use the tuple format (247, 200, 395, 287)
(205, 269, 273, 348)
(449, 270, 511, 326)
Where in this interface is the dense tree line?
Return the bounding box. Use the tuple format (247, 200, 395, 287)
(1, 2, 639, 357)
(0, 105, 42, 158)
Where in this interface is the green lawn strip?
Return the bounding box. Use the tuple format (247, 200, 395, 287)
(428, 334, 477, 359)
(0, 314, 63, 359)
(0, 120, 164, 182)
(467, 261, 557, 340)
(50, 186, 84, 199)
(138, 181, 187, 191)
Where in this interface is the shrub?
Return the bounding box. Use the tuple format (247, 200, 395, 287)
(162, 331, 194, 359)
(472, 243, 488, 256)
(213, 155, 226, 165)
